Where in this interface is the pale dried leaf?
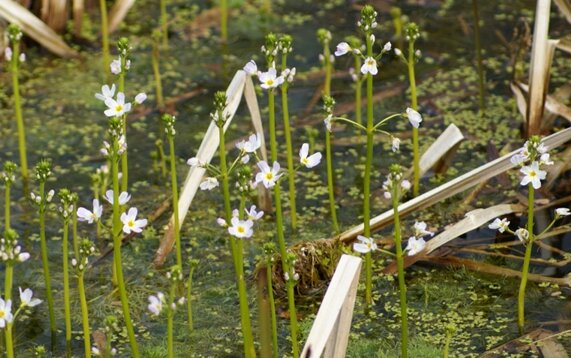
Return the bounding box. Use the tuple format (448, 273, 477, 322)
(108, 0, 136, 34)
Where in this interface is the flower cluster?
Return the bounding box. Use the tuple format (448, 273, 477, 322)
(510, 136, 551, 189)
(382, 165, 411, 200)
(147, 266, 186, 317)
(161, 114, 176, 137)
(57, 189, 76, 222)
(71, 239, 97, 273)
(0, 230, 30, 263)
(1, 161, 17, 186)
(405, 221, 432, 256)
(0, 288, 42, 328)
(489, 207, 570, 244)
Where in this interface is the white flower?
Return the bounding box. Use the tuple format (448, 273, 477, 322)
(285, 67, 296, 82)
(406, 108, 422, 128)
(360, 57, 378, 75)
(299, 143, 322, 168)
(414, 221, 433, 237)
(405, 236, 426, 256)
(120, 207, 148, 234)
(537, 143, 548, 154)
(18, 52, 25, 62)
(104, 190, 131, 205)
(104, 92, 132, 117)
(556, 208, 570, 217)
(255, 161, 283, 189)
(92, 347, 101, 356)
(488, 218, 510, 233)
(19, 287, 42, 308)
(4, 47, 12, 61)
(394, 48, 402, 56)
(95, 84, 116, 102)
(135, 92, 147, 104)
(236, 134, 261, 153)
(245, 205, 264, 221)
(199, 177, 219, 191)
(520, 161, 546, 189)
(284, 272, 299, 281)
(540, 153, 553, 166)
(324, 114, 332, 132)
(243, 60, 258, 75)
(353, 235, 377, 254)
(401, 180, 411, 191)
(17, 252, 30, 262)
(391, 137, 400, 152)
(334, 42, 351, 56)
(369, 34, 376, 44)
(77, 199, 103, 224)
(148, 292, 164, 316)
(228, 217, 254, 239)
(515, 228, 529, 243)
(511, 152, 527, 166)
(241, 154, 250, 164)
(216, 218, 227, 227)
(187, 157, 202, 167)
(383, 41, 392, 52)
(232, 209, 239, 217)
(0, 298, 13, 328)
(110, 59, 122, 74)
(259, 68, 284, 89)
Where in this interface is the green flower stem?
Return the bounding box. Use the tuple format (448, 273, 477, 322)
(281, 55, 297, 230)
(323, 46, 340, 234)
(186, 266, 195, 332)
(220, 0, 228, 42)
(407, 40, 420, 197)
(217, 117, 256, 358)
(99, 0, 110, 79)
(156, 140, 168, 178)
(119, 67, 128, 193)
(5, 323, 14, 358)
(471, 0, 486, 116)
(325, 131, 340, 234)
(39, 182, 56, 339)
(167, 135, 182, 267)
(160, 0, 169, 48)
(62, 222, 72, 348)
(111, 141, 140, 357)
(11, 42, 28, 190)
(363, 33, 374, 309)
(78, 273, 92, 358)
(266, 260, 278, 358)
(4, 263, 13, 301)
(269, 90, 299, 357)
(354, 56, 363, 126)
(167, 284, 175, 358)
(392, 186, 408, 358)
(152, 38, 165, 109)
(518, 184, 535, 335)
(72, 207, 79, 258)
(443, 328, 452, 358)
(5, 181, 11, 231)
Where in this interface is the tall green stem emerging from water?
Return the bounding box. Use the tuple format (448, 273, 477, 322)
(279, 35, 298, 230)
(8, 26, 29, 192)
(109, 118, 140, 357)
(220, 0, 228, 42)
(117, 38, 130, 193)
(152, 31, 165, 109)
(471, 0, 485, 116)
(404, 23, 421, 197)
(160, 0, 169, 48)
(518, 185, 534, 335)
(214, 92, 256, 358)
(318, 29, 340, 234)
(99, 0, 110, 79)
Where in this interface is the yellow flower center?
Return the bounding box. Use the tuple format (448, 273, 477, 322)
(265, 172, 273, 180)
(302, 158, 308, 165)
(367, 59, 375, 65)
(529, 170, 537, 177)
(266, 79, 274, 86)
(237, 226, 245, 234)
(128, 220, 135, 228)
(115, 104, 123, 112)
(0, 311, 4, 319)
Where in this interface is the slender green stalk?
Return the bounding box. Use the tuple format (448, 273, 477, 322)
(72, 197, 80, 258)
(111, 136, 140, 357)
(99, 0, 110, 79)
(156, 140, 168, 177)
(354, 56, 363, 126)
(152, 34, 165, 109)
(518, 185, 534, 335)
(167, 135, 182, 267)
(5, 323, 14, 358)
(269, 90, 299, 357)
(280, 54, 297, 230)
(266, 259, 278, 358)
(363, 33, 374, 309)
(186, 263, 197, 332)
(443, 326, 453, 358)
(407, 40, 420, 197)
(78, 273, 92, 358)
(62, 222, 72, 349)
(392, 184, 408, 358)
(10, 40, 29, 191)
(167, 284, 175, 358)
(38, 182, 56, 339)
(471, 0, 485, 116)
(4, 181, 10, 231)
(160, 0, 169, 48)
(216, 97, 256, 358)
(220, 0, 228, 42)
(119, 54, 129, 193)
(4, 263, 13, 301)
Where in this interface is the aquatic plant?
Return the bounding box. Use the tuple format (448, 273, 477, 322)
(394, 22, 422, 197)
(152, 30, 165, 109)
(99, 0, 111, 78)
(160, 0, 169, 48)
(31, 160, 56, 342)
(318, 29, 340, 234)
(471, 0, 486, 116)
(186, 259, 199, 333)
(6, 25, 29, 192)
(1, 288, 42, 358)
(72, 239, 97, 358)
(2, 162, 17, 237)
(277, 34, 299, 230)
(345, 35, 364, 127)
(488, 136, 564, 334)
(162, 114, 183, 267)
(263, 242, 279, 358)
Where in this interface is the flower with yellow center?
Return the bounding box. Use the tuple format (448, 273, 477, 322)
(228, 217, 254, 239)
